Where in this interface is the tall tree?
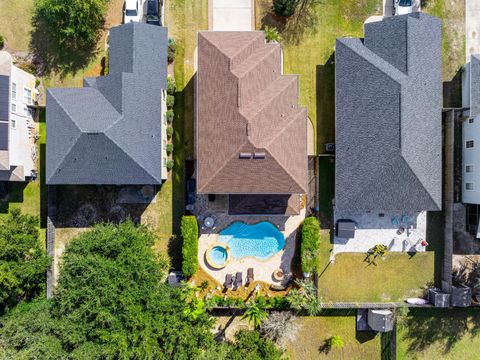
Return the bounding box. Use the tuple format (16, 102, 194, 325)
(0, 208, 50, 312)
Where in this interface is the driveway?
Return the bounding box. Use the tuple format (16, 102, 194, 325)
(383, 0, 421, 18)
(466, 0, 480, 61)
(208, 0, 254, 31)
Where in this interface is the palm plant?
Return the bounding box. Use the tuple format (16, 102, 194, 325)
(242, 301, 268, 329)
(329, 335, 344, 349)
(264, 26, 281, 43)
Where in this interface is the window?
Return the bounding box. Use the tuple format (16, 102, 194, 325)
(11, 83, 16, 99)
(466, 165, 474, 173)
(11, 103, 16, 113)
(163, 157, 167, 166)
(163, 114, 167, 125)
(11, 119, 15, 129)
(466, 140, 475, 148)
(470, 118, 475, 124)
(24, 107, 32, 117)
(24, 88, 32, 105)
(466, 183, 475, 191)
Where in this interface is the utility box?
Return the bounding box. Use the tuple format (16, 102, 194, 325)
(451, 285, 472, 307)
(428, 288, 450, 308)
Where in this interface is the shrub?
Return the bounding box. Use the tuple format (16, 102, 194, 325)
(0, 35, 4, 49)
(181, 216, 198, 277)
(166, 143, 174, 154)
(167, 94, 175, 109)
(166, 126, 173, 138)
(104, 48, 109, 75)
(166, 109, 174, 124)
(301, 217, 321, 274)
(273, 0, 297, 18)
(167, 76, 176, 95)
(264, 26, 281, 43)
(166, 159, 174, 170)
(227, 330, 283, 360)
(168, 38, 176, 63)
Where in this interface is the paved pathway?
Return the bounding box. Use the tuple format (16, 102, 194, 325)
(466, 0, 480, 61)
(209, 0, 254, 31)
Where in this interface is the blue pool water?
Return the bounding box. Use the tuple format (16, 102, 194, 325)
(219, 221, 285, 260)
(210, 246, 228, 265)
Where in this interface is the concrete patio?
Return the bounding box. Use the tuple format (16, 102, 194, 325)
(333, 210, 428, 255)
(196, 194, 306, 286)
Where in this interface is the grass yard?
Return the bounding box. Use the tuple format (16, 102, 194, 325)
(284, 315, 381, 360)
(316, 213, 442, 303)
(0, 0, 34, 51)
(397, 308, 480, 360)
(164, 0, 208, 267)
(256, 0, 382, 154)
(422, 0, 465, 82)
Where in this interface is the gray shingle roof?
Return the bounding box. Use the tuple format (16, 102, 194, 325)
(470, 54, 480, 116)
(335, 13, 442, 212)
(46, 23, 168, 185)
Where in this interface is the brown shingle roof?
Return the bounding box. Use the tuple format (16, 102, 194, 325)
(197, 31, 307, 194)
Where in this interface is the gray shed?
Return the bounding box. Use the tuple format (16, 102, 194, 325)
(336, 220, 356, 239)
(367, 309, 394, 333)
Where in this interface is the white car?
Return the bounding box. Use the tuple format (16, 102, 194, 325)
(124, 0, 142, 23)
(393, 0, 413, 16)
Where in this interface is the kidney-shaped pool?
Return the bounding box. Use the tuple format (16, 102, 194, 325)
(218, 221, 285, 261)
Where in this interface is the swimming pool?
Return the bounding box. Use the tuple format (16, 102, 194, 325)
(219, 221, 285, 260)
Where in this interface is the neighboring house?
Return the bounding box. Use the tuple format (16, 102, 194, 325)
(0, 51, 37, 182)
(335, 13, 442, 212)
(196, 31, 307, 204)
(46, 22, 168, 185)
(462, 55, 480, 206)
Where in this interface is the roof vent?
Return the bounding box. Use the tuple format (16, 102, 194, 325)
(253, 152, 265, 159)
(239, 152, 252, 159)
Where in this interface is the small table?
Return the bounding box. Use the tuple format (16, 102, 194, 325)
(273, 268, 285, 282)
(204, 217, 214, 228)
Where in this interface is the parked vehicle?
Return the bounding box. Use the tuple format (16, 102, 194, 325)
(124, 0, 142, 23)
(145, 0, 161, 26)
(393, 0, 413, 16)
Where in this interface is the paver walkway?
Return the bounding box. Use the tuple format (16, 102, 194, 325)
(466, 0, 480, 62)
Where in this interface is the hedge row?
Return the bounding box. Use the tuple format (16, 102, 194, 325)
(181, 216, 198, 277)
(301, 217, 321, 274)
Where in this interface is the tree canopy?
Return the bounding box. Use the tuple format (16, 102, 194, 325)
(0, 208, 50, 312)
(0, 222, 216, 359)
(0, 221, 282, 359)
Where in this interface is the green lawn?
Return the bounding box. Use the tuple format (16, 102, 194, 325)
(163, 0, 208, 267)
(256, 0, 382, 154)
(397, 308, 480, 360)
(318, 157, 335, 222)
(422, 0, 465, 82)
(0, 0, 34, 51)
(284, 315, 381, 360)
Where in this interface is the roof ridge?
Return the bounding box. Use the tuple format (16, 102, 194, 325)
(266, 150, 305, 193)
(199, 32, 263, 61)
(231, 43, 279, 77)
(399, 153, 441, 210)
(197, 140, 249, 193)
(105, 130, 159, 181)
(261, 108, 307, 191)
(337, 39, 407, 85)
(239, 75, 297, 120)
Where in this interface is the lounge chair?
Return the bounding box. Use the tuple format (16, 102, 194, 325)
(235, 272, 243, 288)
(224, 274, 233, 289)
(247, 268, 254, 284)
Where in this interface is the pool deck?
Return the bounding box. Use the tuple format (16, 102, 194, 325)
(196, 194, 306, 286)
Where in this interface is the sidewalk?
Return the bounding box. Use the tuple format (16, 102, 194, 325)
(466, 0, 480, 62)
